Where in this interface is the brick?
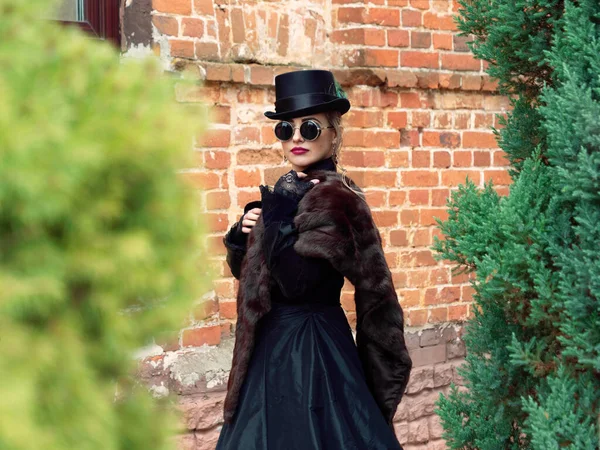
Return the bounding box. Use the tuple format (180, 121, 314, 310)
(364, 170, 397, 187)
(406, 268, 429, 287)
(388, 29, 410, 48)
(193, 299, 218, 321)
(206, 212, 228, 232)
(182, 18, 204, 38)
(237, 148, 281, 166)
(389, 150, 410, 169)
(394, 422, 409, 446)
(412, 229, 431, 246)
(198, 129, 230, 148)
(420, 208, 448, 226)
(441, 53, 481, 71)
(364, 190, 386, 208)
(249, 65, 274, 85)
(439, 286, 460, 303)
(387, 111, 408, 128)
(423, 12, 458, 31)
(453, 34, 474, 52)
(400, 289, 420, 307)
(463, 131, 498, 148)
(204, 150, 230, 169)
(372, 211, 398, 227)
(213, 279, 234, 298)
(389, 189, 407, 205)
(338, 7, 365, 24)
(402, 170, 438, 187)
(433, 362, 454, 387)
(366, 130, 400, 148)
(420, 328, 441, 347)
(219, 301, 237, 319)
(153, 0, 191, 15)
(181, 172, 219, 190)
(195, 42, 220, 61)
(438, 73, 462, 90)
(231, 8, 246, 44)
(400, 92, 421, 109)
(416, 72, 440, 89)
(411, 31, 431, 48)
(441, 170, 481, 187)
(410, 0, 430, 9)
(410, 344, 446, 367)
(402, 9, 422, 27)
(234, 169, 260, 187)
(447, 339, 466, 359)
(493, 150, 510, 166)
(428, 307, 448, 323)
(453, 150, 472, 167)
(364, 49, 399, 67)
(400, 210, 419, 226)
(408, 310, 427, 327)
(401, 51, 438, 69)
(195, 0, 214, 15)
(433, 32, 452, 50)
(428, 414, 444, 440)
(408, 188, 429, 204)
(462, 75, 483, 90)
(332, 28, 364, 45)
(484, 169, 512, 185)
(182, 325, 221, 347)
(433, 151, 451, 168)
(366, 7, 400, 26)
(152, 15, 178, 36)
(474, 112, 494, 129)
(408, 417, 430, 444)
(206, 191, 230, 210)
(411, 111, 430, 128)
(170, 40, 194, 59)
(431, 188, 449, 206)
(234, 127, 260, 144)
(400, 129, 420, 148)
(473, 150, 491, 166)
(454, 112, 472, 128)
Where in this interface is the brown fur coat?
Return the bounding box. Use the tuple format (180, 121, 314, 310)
(223, 170, 412, 426)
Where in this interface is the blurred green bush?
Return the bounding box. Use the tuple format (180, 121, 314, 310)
(0, 1, 210, 449)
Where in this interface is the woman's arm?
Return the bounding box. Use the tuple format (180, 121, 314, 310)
(223, 201, 261, 279)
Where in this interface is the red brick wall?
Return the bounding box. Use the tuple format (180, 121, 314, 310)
(137, 0, 509, 448)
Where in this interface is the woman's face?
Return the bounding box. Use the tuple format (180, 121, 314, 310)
(278, 112, 336, 172)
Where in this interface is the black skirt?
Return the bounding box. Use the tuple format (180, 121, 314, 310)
(216, 302, 403, 450)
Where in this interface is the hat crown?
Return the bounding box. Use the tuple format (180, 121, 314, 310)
(264, 69, 350, 120)
(275, 70, 337, 100)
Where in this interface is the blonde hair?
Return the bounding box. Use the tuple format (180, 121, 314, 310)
(325, 110, 366, 199)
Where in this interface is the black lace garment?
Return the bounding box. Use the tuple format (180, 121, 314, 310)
(224, 158, 344, 305)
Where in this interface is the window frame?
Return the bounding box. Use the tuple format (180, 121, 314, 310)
(57, 0, 120, 47)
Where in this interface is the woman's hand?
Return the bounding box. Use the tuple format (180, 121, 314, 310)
(296, 171, 320, 186)
(241, 207, 262, 234)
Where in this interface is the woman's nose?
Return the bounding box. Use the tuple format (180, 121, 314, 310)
(292, 126, 303, 143)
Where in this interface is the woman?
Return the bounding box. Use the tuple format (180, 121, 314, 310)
(216, 70, 412, 450)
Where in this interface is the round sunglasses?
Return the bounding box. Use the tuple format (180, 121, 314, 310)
(273, 119, 334, 142)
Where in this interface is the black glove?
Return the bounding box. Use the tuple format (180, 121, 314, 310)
(274, 170, 315, 203)
(260, 170, 316, 226)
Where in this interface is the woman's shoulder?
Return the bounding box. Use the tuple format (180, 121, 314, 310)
(300, 171, 369, 216)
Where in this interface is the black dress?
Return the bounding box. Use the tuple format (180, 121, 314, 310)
(216, 159, 402, 450)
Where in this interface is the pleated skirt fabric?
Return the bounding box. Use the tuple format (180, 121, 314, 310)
(216, 302, 402, 450)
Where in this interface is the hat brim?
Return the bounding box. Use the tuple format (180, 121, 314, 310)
(264, 98, 350, 120)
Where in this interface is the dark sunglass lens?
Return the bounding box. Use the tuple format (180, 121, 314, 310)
(300, 120, 320, 141)
(274, 122, 293, 141)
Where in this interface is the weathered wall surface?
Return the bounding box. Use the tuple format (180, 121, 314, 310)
(124, 0, 509, 448)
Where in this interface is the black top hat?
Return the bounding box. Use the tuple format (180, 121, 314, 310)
(264, 70, 351, 120)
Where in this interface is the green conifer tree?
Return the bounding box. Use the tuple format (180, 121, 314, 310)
(0, 1, 209, 449)
(434, 1, 600, 448)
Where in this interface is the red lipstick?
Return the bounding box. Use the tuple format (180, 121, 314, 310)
(291, 147, 309, 155)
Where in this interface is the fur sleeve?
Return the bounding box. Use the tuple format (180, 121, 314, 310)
(294, 174, 412, 425)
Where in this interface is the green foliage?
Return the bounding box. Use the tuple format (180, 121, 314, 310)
(436, 0, 600, 448)
(0, 1, 210, 449)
